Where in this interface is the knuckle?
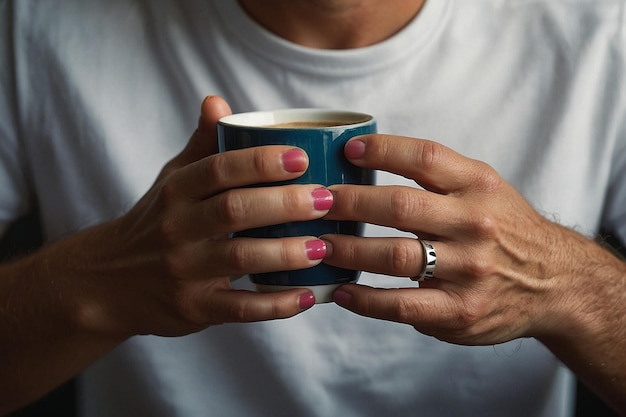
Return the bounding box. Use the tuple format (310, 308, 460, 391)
(216, 191, 251, 227)
(268, 297, 288, 319)
(466, 255, 492, 277)
(467, 212, 497, 240)
(204, 155, 230, 184)
(229, 301, 252, 322)
(159, 159, 180, 180)
(251, 147, 270, 175)
(462, 245, 496, 277)
(281, 186, 308, 213)
(226, 242, 252, 274)
(453, 293, 489, 332)
(155, 184, 186, 246)
(225, 240, 306, 277)
(453, 306, 484, 336)
(278, 245, 303, 270)
(158, 177, 179, 203)
(230, 297, 291, 323)
(163, 247, 194, 280)
(331, 186, 360, 216)
(454, 308, 479, 329)
(172, 290, 204, 325)
(417, 140, 445, 171)
(158, 214, 184, 247)
(392, 296, 416, 324)
(389, 188, 419, 223)
(376, 135, 393, 160)
(389, 240, 420, 276)
(471, 162, 503, 191)
(343, 187, 362, 213)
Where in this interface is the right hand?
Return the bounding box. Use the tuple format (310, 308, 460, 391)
(71, 96, 330, 338)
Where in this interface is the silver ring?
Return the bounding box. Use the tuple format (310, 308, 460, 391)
(411, 240, 437, 282)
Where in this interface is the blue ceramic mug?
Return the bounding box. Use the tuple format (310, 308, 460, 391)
(218, 109, 376, 303)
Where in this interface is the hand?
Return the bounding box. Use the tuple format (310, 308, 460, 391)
(322, 134, 616, 346)
(71, 96, 332, 338)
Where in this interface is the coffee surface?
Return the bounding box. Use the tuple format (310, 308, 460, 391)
(266, 121, 347, 128)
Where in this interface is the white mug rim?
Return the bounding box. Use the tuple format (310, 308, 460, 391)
(218, 108, 374, 129)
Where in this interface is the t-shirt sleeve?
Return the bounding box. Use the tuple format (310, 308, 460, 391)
(0, 1, 36, 237)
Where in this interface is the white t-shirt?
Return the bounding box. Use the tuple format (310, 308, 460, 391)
(2, 0, 625, 416)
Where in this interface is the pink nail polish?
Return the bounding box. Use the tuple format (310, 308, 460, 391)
(299, 292, 316, 310)
(345, 140, 366, 159)
(305, 239, 327, 260)
(282, 149, 307, 173)
(311, 188, 333, 211)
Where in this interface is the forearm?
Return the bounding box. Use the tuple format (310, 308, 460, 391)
(538, 230, 626, 414)
(545, 336, 626, 414)
(1, 324, 122, 415)
(0, 224, 127, 414)
(0, 96, 322, 413)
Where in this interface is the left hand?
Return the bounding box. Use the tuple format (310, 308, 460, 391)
(322, 134, 597, 346)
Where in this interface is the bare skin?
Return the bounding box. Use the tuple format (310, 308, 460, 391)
(321, 136, 626, 413)
(239, 0, 426, 49)
(2, 1, 626, 415)
(0, 97, 328, 413)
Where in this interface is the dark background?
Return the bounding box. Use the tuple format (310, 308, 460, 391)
(2, 212, 621, 417)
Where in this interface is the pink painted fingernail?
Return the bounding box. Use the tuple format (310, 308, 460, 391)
(333, 289, 352, 306)
(305, 239, 327, 260)
(345, 139, 366, 159)
(282, 149, 307, 173)
(299, 292, 316, 310)
(311, 188, 333, 211)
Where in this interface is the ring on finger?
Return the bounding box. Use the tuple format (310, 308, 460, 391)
(411, 240, 437, 282)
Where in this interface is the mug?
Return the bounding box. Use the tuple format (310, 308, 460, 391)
(218, 109, 376, 303)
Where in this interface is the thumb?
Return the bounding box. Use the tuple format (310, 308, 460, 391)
(174, 96, 233, 167)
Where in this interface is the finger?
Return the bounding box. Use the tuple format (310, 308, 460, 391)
(170, 96, 233, 169)
(333, 284, 528, 345)
(209, 287, 317, 323)
(175, 146, 309, 200)
(174, 237, 328, 278)
(324, 233, 515, 288)
(344, 135, 494, 194)
(171, 185, 332, 240)
(326, 184, 466, 238)
(332, 283, 460, 328)
(322, 234, 456, 280)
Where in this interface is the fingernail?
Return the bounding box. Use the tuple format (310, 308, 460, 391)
(333, 289, 352, 306)
(311, 188, 333, 211)
(298, 292, 316, 310)
(305, 239, 327, 260)
(345, 139, 366, 159)
(319, 238, 333, 257)
(282, 149, 307, 173)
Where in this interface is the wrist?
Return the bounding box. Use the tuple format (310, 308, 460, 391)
(534, 228, 626, 346)
(20, 221, 135, 342)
